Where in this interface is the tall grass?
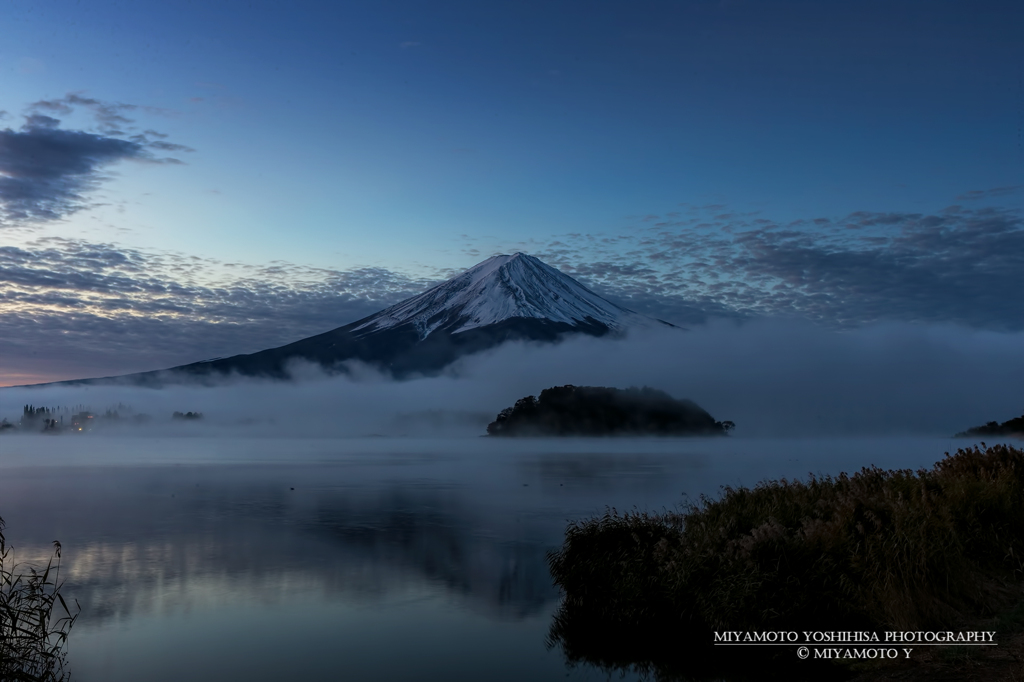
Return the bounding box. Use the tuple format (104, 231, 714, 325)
(548, 444, 1024, 676)
(0, 517, 78, 682)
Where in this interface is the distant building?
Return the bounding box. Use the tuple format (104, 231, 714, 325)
(71, 412, 94, 432)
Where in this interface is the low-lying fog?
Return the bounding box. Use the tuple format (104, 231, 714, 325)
(2, 319, 1022, 682)
(2, 319, 1022, 438)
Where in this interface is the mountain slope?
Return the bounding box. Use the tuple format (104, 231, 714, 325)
(47, 253, 674, 385)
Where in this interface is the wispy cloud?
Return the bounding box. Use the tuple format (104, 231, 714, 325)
(0, 95, 191, 226)
(956, 186, 1021, 202)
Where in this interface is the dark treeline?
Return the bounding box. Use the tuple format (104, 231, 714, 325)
(1, 404, 202, 433)
(486, 385, 734, 437)
(956, 412, 1024, 438)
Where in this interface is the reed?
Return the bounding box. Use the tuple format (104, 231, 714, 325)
(0, 517, 78, 682)
(548, 444, 1024, 676)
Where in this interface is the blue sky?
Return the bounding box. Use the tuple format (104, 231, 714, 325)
(2, 0, 1023, 384)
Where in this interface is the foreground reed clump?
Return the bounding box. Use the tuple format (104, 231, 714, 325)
(550, 444, 1024, 644)
(0, 517, 78, 682)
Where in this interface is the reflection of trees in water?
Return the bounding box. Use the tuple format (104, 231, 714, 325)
(547, 605, 842, 682)
(518, 452, 672, 491)
(548, 606, 697, 682)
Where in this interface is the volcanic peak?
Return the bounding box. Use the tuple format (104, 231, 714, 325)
(352, 252, 652, 339)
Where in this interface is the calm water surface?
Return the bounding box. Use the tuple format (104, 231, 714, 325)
(0, 435, 991, 681)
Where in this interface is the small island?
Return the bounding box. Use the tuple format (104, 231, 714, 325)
(486, 385, 734, 437)
(955, 412, 1024, 438)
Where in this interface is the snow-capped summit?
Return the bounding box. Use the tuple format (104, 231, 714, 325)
(352, 252, 654, 339)
(46, 253, 673, 385)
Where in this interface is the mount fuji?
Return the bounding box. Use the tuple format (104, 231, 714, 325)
(63, 253, 675, 384)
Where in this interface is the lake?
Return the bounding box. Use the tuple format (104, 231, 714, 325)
(0, 434, 1004, 681)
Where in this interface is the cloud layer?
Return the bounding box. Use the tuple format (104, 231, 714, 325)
(534, 203, 1024, 331)
(0, 238, 435, 383)
(3, 196, 1024, 384)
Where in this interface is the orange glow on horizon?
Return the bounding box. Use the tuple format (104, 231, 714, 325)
(0, 372, 69, 388)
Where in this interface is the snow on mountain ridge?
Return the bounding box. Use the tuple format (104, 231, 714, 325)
(353, 252, 654, 339)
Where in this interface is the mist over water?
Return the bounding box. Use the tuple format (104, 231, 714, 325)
(3, 319, 1022, 437)
(3, 434, 1015, 682)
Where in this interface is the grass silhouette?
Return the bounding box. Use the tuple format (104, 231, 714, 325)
(0, 518, 78, 682)
(548, 444, 1024, 679)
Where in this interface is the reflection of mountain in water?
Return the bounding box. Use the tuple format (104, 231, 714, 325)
(1, 438, 961, 682)
(3, 467, 559, 624)
(310, 493, 555, 617)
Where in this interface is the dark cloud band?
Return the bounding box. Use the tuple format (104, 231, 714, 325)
(0, 95, 190, 226)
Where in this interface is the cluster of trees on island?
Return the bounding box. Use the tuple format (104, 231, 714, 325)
(0, 404, 203, 434)
(955, 411, 1024, 438)
(0, 404, 103, 433)
(485, 388, 1023, 440)
(486, 385, 734, 437)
